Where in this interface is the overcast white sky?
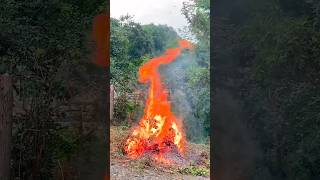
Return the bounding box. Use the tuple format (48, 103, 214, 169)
(110, 0, 188, 33)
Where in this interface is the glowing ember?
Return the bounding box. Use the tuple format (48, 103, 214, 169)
(123, 39, 193, 163)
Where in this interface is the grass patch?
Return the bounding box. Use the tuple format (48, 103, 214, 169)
(130, 156, 153, 170)
(178, 166, 209, 177)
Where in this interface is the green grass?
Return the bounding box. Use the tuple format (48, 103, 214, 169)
(178, 166, 210, 177)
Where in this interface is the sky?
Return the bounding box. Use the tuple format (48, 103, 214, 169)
(110, 0, 189, 34)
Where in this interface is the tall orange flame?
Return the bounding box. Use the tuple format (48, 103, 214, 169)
(124, 39, 193, 162)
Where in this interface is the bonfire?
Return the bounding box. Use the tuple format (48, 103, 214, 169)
(123, 39, 193, 164)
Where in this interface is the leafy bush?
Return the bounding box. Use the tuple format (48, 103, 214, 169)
(113, 95, 140, 124)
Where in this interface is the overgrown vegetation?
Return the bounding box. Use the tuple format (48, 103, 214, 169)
(110, 16, 180, 95)
(0, 0, 106, 179)
(179, 166, 210, 177)
(215, 0, 320, 179)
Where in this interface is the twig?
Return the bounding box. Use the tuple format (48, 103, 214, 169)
(58, 160, 64, 180)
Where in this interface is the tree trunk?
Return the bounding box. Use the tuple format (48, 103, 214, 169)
(0, 75, 13, 180)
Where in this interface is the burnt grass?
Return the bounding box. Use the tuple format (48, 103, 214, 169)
(110, 126, 210, 179)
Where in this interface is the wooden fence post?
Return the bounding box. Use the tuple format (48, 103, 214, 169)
(0, 74, 13, 180)
(110, 85, 114, 121)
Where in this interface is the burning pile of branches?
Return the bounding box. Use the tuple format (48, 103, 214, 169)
(123, 40, 193, 164)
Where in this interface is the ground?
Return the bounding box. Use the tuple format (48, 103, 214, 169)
(110, 126, 210, 180)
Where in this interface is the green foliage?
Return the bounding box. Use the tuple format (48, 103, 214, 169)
(181, 0, 210, 141)
(184, 66, 210, 140)
(50, 128, 81, 161)
(143, 24, 179, 51)
(182, 0, 210, 46)
(240, 3, 320, 179)
(0, 0, 106, 179)
(113, 95, 129, 123)
(186, 66, 210, 87)
(216, 0, 320, 179)
(110, 17, 180, 95)
(179, 166, 210, 177)
(113, 95, 139, 124)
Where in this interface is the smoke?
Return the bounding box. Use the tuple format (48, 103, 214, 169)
(159, 52, 208, 143)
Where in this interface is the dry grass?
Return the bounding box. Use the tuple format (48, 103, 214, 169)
(110, 126, 130, 157)
(110, 125, 210, 177)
